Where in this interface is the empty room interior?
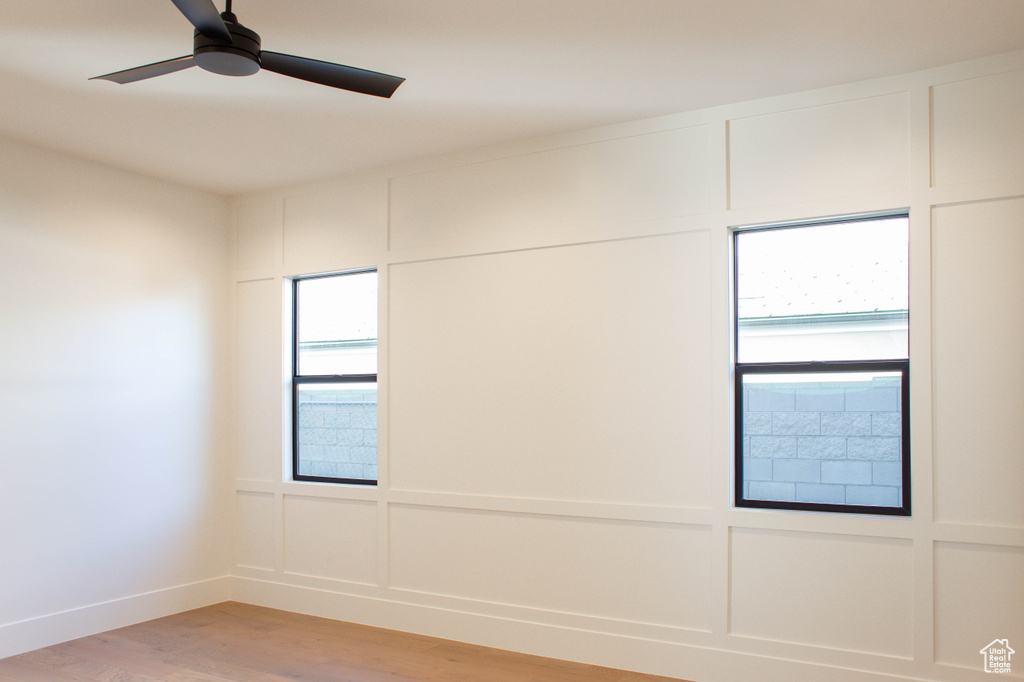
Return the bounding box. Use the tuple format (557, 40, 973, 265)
(1, 1, 1023, 680)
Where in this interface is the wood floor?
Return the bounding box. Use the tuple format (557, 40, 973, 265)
(0, 602, 691, 681)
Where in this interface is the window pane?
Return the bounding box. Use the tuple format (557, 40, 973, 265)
(296, 271, 377, 376)
(739, 371, 904, 508)
(736, 217, 908, 363)
(296, 383, 377, 480)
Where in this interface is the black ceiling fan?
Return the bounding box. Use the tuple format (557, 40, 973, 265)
(91, 0, 405, 98)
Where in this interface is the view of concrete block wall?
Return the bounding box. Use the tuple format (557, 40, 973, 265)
(296, 388, 378, 480)
(741, 376, 903, 506)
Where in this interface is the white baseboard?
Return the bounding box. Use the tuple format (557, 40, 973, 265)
(0, 576, 232, 660)
(0, 576, 950, 682)
(231, 576, 933, 682)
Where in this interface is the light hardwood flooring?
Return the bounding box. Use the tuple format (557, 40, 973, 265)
(0, 602, 691, 681)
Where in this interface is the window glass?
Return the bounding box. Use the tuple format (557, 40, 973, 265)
(296, 383, 377, 481)
(736, 217, 908, 363)
(740, 371, 904, 508)
(734, 215, 910, 515)
(296, 271, 377, 376)
(294, 270, 377, 485)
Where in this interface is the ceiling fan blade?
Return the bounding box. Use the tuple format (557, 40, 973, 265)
(260, 51, 405, 98)
(90, 56, 196, 84)
(169, 0, 232, 42)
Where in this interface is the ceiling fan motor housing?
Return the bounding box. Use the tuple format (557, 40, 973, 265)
(193, 13, 261, 76)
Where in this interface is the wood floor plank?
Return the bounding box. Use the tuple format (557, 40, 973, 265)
(0, 658, 91, 682)
(52, 633, 217, 681)
(0, 603, 691, 682)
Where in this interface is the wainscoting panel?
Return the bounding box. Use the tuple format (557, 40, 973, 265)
(389, 125, 711, 252)
(933, 541, 1024, 671)
(236, 199, 282, 271)
(389, 504, 713, 631)
(931, 68, 1024, 187)
(236, 491, 276, 571)
(235, 279, 284, 483)
(283, 181, 386, 274)
(730, 528, 914, 657)
(388, 231, 713, 507)
(931, 198, 1024, 527)
(728, 93, 909, 209)
(283, 495, 377, 585)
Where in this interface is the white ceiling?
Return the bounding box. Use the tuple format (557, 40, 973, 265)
(2, 0, 1023, 195)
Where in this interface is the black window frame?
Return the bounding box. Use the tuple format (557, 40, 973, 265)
(733, 214, 911, 516)
(292, 269, 378, 486)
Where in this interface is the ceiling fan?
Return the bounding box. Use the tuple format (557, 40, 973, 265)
(91, 0, 405, 98)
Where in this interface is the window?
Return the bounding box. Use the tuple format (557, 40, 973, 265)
(292, 269, 377, 484)
(734, 214, 910, 515)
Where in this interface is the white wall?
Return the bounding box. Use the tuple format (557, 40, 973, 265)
(0, 138, 232, 657)
(231, 51, 1024, 682)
